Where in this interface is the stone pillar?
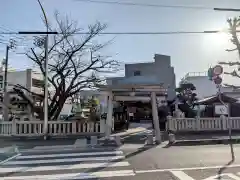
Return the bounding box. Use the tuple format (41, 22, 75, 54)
(197, 105, 201, 118)
(105, 91, 113, 139)
(151, 92, 161, 144)
(174, 98, 180, 118)
(100, 118, 105, 133)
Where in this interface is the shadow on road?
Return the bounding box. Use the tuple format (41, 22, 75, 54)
(124, 144, 155, 159)
(217, 138, 235, 180)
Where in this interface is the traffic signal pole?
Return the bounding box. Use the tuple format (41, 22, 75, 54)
(208, 65, 235, 161)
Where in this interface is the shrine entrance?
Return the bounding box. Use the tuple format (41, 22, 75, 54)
(98, 84, 167, 144)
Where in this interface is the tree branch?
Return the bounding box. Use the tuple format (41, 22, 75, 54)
(219, 61, 240, 66)
(224, 70, 240, 78)
(24, 13, 118, 120)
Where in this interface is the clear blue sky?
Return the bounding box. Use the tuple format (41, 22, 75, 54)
(1, 0, 240, 84)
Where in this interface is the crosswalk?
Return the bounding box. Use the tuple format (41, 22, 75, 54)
(0, 146, 135, 180)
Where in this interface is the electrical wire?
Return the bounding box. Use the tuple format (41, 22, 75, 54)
(3, 30, 237, 35)
(0, 26, 24, 40)
(74, 0, 213, 10)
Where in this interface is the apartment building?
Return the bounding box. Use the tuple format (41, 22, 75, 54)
(0, 69, 44, 94)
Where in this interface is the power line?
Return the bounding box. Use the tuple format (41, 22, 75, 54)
(74, 0, 240, 11)
(74, 0, 213, 10)
(0, 30, 237, 36)
(16, 30, 240, 35)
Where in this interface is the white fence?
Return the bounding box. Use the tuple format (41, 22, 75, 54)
(168, 117, 240, 132)
(0, 120, 105, 137)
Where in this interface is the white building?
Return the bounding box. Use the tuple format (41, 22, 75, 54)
(0, 68, 44, 94)
(180, 72, 219, 99)
(180, 71, 240, 101)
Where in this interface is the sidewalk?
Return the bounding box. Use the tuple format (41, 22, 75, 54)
(112, 127, 150, 138)
(172, 131, 240, 146)
(110, 123, 152, 138)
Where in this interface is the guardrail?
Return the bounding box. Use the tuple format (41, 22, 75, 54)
(167, 116, 240, 132)
(0, 120, 105, 137)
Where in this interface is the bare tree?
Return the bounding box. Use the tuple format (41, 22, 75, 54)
(219, 17, 240, 89)
(15, 13, 119, 120)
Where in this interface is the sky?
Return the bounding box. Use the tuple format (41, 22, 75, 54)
(1, 0, 240, 85)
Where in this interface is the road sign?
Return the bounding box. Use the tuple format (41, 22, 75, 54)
(213, 76, 222, 85)
(213, 65, 223, 75)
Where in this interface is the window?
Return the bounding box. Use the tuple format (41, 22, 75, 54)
(133, 70, 141, 76)
(32, 78, 44, 88)
(0, 75, 3, 89)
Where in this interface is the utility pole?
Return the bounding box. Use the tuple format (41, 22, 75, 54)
(15, 0, 56, 140)
(19, 31, 56, 139)
(3, 40, 15, 121)
(3, 45, 9, 95)
(37, 0, 49, 140)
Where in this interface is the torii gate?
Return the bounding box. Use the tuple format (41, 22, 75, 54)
(98, 84, 167, 144)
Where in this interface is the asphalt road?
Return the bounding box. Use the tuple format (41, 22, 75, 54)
(0, 145, 135, 180)
(2, 142, 240, 179)
(117, 144, 240, 180)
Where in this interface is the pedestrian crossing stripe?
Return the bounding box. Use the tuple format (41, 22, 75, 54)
(1, 170, 135, 180)
(5, 155, 125, 165)
(0, 149, 135, 179)
(0, 161, 130, 173)
(17, 151, 123, 159)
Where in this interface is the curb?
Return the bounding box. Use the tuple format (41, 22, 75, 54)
(1, 134, 103, 141)
(171, 138, 240, 146)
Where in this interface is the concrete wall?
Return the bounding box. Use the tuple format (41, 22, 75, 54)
(107, 54, 176, 100)
(7, 71, 28, 89)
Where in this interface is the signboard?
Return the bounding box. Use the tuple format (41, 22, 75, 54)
(214, 104, 228, 115)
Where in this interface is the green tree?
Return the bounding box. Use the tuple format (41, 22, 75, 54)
(175, 83, 197, 108)
(175, 83, 198, 118)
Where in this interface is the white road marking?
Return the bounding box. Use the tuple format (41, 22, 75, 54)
(170, 171, 195, 180)
(32, 145, 74, 149)
(0, 161, 130, 173)
(2, 170, 135, 180)
(5, 155, 125, 165)
(228, 174, 240, 180)
(135, 164, 240, 174)
(16, 151, 123, 159)
(203, 173, 240, 180)
(21, 147, 86, 153)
